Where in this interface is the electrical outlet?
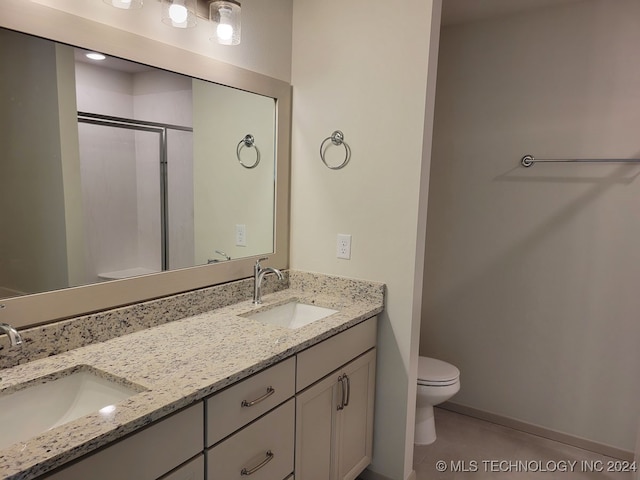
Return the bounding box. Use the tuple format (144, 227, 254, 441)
(236, 224, 247, 247)
(337, 234, 351, 260)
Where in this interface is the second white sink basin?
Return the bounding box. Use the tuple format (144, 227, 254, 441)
(0, 366, 144, 450)
(245, 301, 338, 329)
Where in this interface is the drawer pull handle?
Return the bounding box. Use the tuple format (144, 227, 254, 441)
(241, 386, 275, 407)
(241, 450, 274, 475)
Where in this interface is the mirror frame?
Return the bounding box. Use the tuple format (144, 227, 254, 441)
(0, 1, 290, 328)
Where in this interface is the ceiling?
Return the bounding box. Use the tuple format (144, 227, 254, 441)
(441, 0, 585, 26)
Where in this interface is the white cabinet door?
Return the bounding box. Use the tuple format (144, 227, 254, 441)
(336, 349, 376, 480)
(295, 370, 340, 480)
(295, 348, 376, 480)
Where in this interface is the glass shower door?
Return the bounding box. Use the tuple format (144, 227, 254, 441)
(77, 120, 163, 283)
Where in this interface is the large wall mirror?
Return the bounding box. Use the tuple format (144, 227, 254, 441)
(0, 3, 290, 328)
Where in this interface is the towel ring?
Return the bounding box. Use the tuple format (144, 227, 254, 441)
(320, 130, 351, 170)
(237, 134, 260, 169)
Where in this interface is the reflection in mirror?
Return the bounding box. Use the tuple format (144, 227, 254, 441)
(0, 27, 276, 300)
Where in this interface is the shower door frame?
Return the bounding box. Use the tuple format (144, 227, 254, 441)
(77, 111, 193, 271)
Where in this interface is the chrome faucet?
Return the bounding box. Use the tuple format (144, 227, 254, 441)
(253, 257, 283, 305)
(207, 250, 231, 264)
(0, 323, 23, 348)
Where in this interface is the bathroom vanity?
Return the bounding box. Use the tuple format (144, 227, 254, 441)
(0, 272, 383, 480)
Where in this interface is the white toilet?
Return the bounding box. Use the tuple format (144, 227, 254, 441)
(415, 356, 460, 445)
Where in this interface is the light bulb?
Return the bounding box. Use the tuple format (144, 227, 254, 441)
(217, 23, 233, 41)
(216, 6, 233, 40)
(210, 1, 240, 45)
(161, 0, 196, 28)
(169, 1, 188, 24)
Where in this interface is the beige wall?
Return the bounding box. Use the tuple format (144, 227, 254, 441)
(290, 0, 440, 478)
(422, 0, 640, 452)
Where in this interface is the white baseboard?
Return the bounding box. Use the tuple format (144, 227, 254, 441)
(441, 402, 634, 461)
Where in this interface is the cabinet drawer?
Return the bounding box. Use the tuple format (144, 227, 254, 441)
(159, 455, 204, 480)
(207, 398, 295, 480)
(44, 403, 203, 480)
(296, 316, 377, 392)
(206, 357, 295, 446)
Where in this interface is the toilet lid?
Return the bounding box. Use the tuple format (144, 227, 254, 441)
(417, 357, 459, 385)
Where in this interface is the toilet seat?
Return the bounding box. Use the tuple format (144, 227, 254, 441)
(417, 356, 459, 387)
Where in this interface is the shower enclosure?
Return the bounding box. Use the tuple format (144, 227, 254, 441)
(77, 112, 194, 282)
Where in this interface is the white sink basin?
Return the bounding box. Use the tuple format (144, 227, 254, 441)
(0, 366, 143, 450)
(245, 301, 338, 329)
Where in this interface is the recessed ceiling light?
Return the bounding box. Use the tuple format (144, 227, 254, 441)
(86, 52, 106, 61)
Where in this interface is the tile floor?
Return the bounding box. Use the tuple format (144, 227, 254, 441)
(413, 408, 636, 479)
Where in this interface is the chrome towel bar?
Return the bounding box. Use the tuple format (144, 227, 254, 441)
(521, 154, 640, 168)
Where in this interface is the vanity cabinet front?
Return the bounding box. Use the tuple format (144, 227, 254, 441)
(205, 357, 296, 480)
(295, 317, 377, 480)
(43, 403, 204, 480)
(34, 318, 377, 480)
(205, 357, 295, 446)
(159, 455, 205, 480)
(206, 399, 295, 480)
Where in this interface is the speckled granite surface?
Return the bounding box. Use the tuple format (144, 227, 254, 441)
(0, 271, 384, 480)
(0, 272, 289, 369)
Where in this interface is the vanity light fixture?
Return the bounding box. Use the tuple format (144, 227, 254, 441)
(104, 0, 143, 9)
(103, 0, 241, 44)
(210, 0, 241, 45)
(161, 0, 197, 28)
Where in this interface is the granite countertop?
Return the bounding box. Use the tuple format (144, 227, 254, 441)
(0, 272, 384, 480)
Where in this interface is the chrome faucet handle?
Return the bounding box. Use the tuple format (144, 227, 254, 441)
(255, 257, 269, 271)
